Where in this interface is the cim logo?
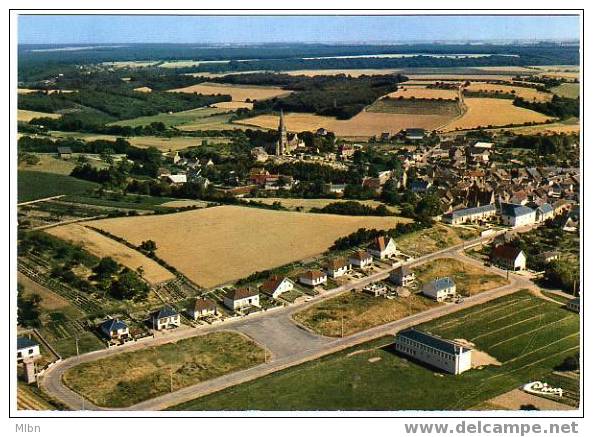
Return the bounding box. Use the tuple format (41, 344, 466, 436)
(522, 381, 563, 398)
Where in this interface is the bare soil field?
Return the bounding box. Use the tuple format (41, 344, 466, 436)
(169, 82, 291, 102)
(85, 205, 405, 288)
(387, 86, 458, 100)
(442, 98, 553, 131)
(235, 110, 453, 138)
(18, 110, 61, 122)
(46, 224, 175, 285)
(476, 389, 574, 411)
(465, 83, 552, 102)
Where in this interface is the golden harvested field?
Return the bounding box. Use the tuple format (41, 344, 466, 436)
(18, 110, 61, 122)
(133, 86, 152, 93)
(18, 88, 74, 95)
(160, 199, 211, 208)
(413, 258, 509, 297)
(46, 224, 175, 285)
(407, 74, 514, 81)
(18, 155, 78, 175)
(470, 119, 580, 136)
(465, 83, 552, 102)
(212, 101, 253, 110)
(282, 68, 403, 77)
(235, 110, 453, 138)
(85, 205, 405, 288)
(46, 131, 208, 151)
(293, 291, 439, 337)
(169, 82, 291, 102)
(387, 86, 458, 100)
(442, 98, 553, 131)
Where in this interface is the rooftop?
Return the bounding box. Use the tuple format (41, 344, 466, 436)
(397, 329, 470, 355)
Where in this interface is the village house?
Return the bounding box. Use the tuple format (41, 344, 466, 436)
(404, 128, 426, 141)
(500, 203, 536, 228)
(323, 183, 346, 195)
(259, 276, 294, 299)
(99, 318, 129, 340)
(17, 337, 40, 363)
(535, 203, 555, 222)
(224, 288, 260, 311)
(394, 329, 472, 375)
(57, 146, 72, 159)
(326, 258, 351, 278)
(349, 250, 373, 269)
(187, 298, 218, 320)
(362, 283, 388, 297)
(537, 251, 560, 265)
(368, 236, 397, 259)
(299, 270, 328, 287)
(150, 307, 181, 330)
(422, 277, 456, 301)
(491, 244, 527, 271)
(442, 204, 497, 225)
(160, 174, 187, 185)
(389, 265, 416, 286)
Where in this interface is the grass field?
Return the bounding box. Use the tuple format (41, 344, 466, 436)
(17, 382, 66, 411)
(293, 291, 439, 337)
(235, 110, 455, 139)
(46, 224, 176, 285)
(18, 155, 78, 175)
(169, 82, 291, 102)
(18, 109, 62, 122)
(465, 83, 552, 102)
(387, 86, 458, 100)
(550, 83, 580, 99)
(368, 97, 461, 116)
(108, 107, 230, 129)
(413, 258, 509, 297)
(396, 224, 479, 256)
(442, 98, 553, 131)
(18, 171, 98, 203)
(171, 291, 579, 410)
(63, 332, 264, 408)
(84, 205, 406, 288)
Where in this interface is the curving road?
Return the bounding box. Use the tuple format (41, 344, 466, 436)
(40, 226, 536, 411)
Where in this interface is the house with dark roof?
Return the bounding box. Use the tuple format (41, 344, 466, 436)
(566, 297, 580, 313)
(500, 203, 536, 227)
(394, 329, 472, 374)
(535, 203, 554, 223)
(259, 276, 294, 299)
(99, 318, 129, 340)
(349, 251, 373, 269)
(491, 244, 526, 271)
(442, 204, 497, 225)
(17, 337, 40, 362)
(368, 236, 397, 259)
(224, 288, 259, 311)
(326, 258, 351, 278)
(422, 277, 456, 301)
(404, 128, 426, 141)
(57, 146, 72, 159)
(299, 270, 328, 287)
(150, 307, 180, 330)
(389, 266, 416, 287)
(187, 298, 218, 320)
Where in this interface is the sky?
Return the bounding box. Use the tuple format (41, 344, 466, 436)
(18, 15, 580, 45)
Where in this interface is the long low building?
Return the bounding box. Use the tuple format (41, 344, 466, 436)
(442, 204, 497, 225)
(394, 329, 472, 375)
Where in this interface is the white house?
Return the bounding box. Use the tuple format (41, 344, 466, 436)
(500, 203, 536, 228)
(535, 203, 555, 223)
(368, 236, 397, 259)
(299, 270, 328, 287)
(422, 277, 456, 301)
(442, 204, 497, 225)
(362, 283, 388, 297)
(259, 276, 294, 298)
(326, 258, 351, 278)
(394, 329, 472, 375)
(187, 298, 218, 320)
(99, 319, 129, 340)
(224, 288, 260, 311)
(389, 266, 416, 286)
(17, 337, 40, 363)
(491, 244, 527, 271)
(349, 251, 373, 269)
(151, 307, 181, 330)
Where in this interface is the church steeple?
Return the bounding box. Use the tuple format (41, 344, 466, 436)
(277, 109, 288, 155)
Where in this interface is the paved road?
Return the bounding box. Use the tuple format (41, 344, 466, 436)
(40, 226, 533, 411)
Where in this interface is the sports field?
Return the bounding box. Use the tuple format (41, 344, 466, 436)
(63, 332, 264, 408)
(46, 224, 175, 285)
(442, 98, 553, 131)
(84, 205, 406, 288)
(171, 291, 579, 410)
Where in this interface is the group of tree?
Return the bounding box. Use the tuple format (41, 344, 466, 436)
(310, 200, 393, 217)
(17, 284, 41, 329)
(513, 95, 579, 119)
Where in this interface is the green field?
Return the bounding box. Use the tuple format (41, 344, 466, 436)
(551, 83, 580, 99)
(18, 171, 99, 203)
(63, 332, 265, 408)
(368, 97, 461, 116)
(171, 290, 579, 410)
(107, 107, 232, 129)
